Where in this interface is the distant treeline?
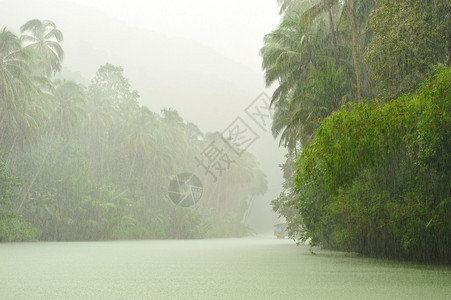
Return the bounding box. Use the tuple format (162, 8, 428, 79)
(265, 0, 450, 263)
(0, 20, 267, 242)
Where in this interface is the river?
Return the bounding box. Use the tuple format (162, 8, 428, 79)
(1, 237, 450, 299)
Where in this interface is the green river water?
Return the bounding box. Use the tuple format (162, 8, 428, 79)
(1, 237, 450, 299)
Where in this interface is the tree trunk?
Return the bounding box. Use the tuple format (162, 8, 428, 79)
(328, 8, 340, 68)
(346, 0, 362, 103)
(448, 29, 451, 66)
(358, 42, 375, 99)
(243, 195, 255, 224)
(17, 124, 56, 212)
(5, 136, 17, 165)
(17, 141, 52, 212)
(128, 151, 137, 183)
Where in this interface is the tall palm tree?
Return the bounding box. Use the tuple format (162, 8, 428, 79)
(121, 106, 157, 181)
(261, 6, 329, 107)
(0, 28, 47, 163)
(242, 169, 268, 223)
(51, 80, 86, 138)
(17, 80, 86, 212)
(290, 61, 351, 143)
(81, 88, 114, 177)
(83, 89, 113, 137)
(279, 0, 342, 68)
(271, 93, 301, 153)
(20, 19, 64, 77)
(277, 0, 314, 13)
(271, 61, 351, 151)
(262, 4, 343, 149)
(119, 106, 174, 185)
(277, 0, 373, 103)
(117, 106, 176, 209)
(160, 108, 198, 171)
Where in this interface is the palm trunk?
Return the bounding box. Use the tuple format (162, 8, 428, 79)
(448, 29, 451, 66)
(328, 8, 340, 68)
(243, 195, 255, 224)
(9, 153, 18, 174)
(5, 136, 17, 164)
(0, 127, 7, 159)
(358, 42, 375, 99)
(128, 151, 137, 183)
(17, 124, 56, 212)
(0, 114, 7, 134)
(17, 141, 52, 212)
(7, 141, 19, 174)
(346, 0, 362, 103)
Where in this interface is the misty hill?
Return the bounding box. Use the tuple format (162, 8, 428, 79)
(2, 0, 266, 132)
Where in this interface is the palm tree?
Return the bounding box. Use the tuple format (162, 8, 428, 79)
(262, 4, 346, 149)
(119, 106, 174, 188)
(271, 61, 351, 151)
(82, 88, 114, 177)
(117, 106, 176, 209)
(83, 89, 113, 137)
(271, 93, 301, 153)
(242, 169, 268, 223)
(261, 6, 329, 107)
(160, 108, 198, 171)
(0, 28, 47, 165)
(87, 63, 140, 178)
(277, 1, 373, 103)
(277, 0, 314, 13)
(121, 106, 157, 181)
(20, 19, 64, 77)
(17, 80, 86, 212)
(290, 61, 351, 143)
(51, 80, 86, 138)
(281, 0, 342, 67)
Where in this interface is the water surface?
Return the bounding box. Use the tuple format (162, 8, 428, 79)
(1, 237, 450, 299)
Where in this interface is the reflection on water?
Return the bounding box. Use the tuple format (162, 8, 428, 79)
(1, 237, 450, 299)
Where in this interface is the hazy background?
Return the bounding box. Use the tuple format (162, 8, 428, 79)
(1, 0, 286, 233)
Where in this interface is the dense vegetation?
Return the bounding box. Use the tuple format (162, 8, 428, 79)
(0, 20, 267, 241)
(265, 0, 450, 263)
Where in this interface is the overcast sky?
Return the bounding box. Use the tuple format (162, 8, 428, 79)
(64, 0, 282, 74)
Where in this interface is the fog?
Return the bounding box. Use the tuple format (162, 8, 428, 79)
(1, 0, 450, 298)
(2, 0, 286, 233)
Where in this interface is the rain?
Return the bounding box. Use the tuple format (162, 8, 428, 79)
(0, 0, 450, 299)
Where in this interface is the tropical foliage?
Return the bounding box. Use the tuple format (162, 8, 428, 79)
(0, 20, 267, 241)
(295, 67, 450, 263)
(265, 0, 450, 263)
